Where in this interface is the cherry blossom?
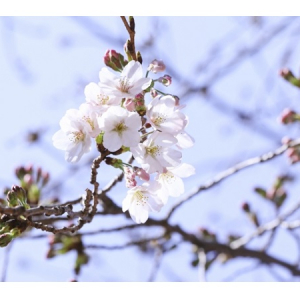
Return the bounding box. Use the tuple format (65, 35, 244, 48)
(79, 103, 101, 138)
(52, 110, 92, 163)
(99, 60, 152, 100)
(147, 95, 186, 134)
(122, 182, 163, 224)
(156, 163, 195, 204)
(131, 131, 182, 174)
(98, 106, 141, 152)
(84, 82, 120, 114)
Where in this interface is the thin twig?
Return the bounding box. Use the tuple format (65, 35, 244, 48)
(230, 201, 300, 249)
(167, 138, 300, 219)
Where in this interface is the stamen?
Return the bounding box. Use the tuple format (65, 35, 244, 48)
(117, 77, 133, 93)
(146, 145, 161, 157)
(82, 116, 95, 130)
(69, 131, 85, 143)
(113, 121, 128, 136)
(134, 191, 148, 206)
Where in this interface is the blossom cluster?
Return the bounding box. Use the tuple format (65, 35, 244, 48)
(53, 52, 195, 224)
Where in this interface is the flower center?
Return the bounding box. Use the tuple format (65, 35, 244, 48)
(96, 94, 109, 105)
(146, 145, 161, 157)
(113, 121, 128, 136)
(160, 172, 175, 184)
(69, 131, 85, 143)
(134, 191, 148, 206)
(152, 114, 167, 126)
(118, 77, 133, 93)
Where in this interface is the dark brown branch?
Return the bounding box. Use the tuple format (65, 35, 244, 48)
(120, 16, 137, 61)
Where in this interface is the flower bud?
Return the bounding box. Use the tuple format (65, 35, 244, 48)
(23, 174, 33, 186)
(7, 190, 19, 207)
(281, 136, 292, 145)
(105, 158, 124, 170)
(11, 185, 26, 200)
(15, 166, 26, 180)
(241, 202, 250, 212)
(148, 59, 166, 74)
(286, 148, 300, 164)
(0, 232, 13, 247)
(124, 40, 134, 61)
(42, 172, 50, 187)
(123, 99, 135, 112)
(25, 165, 33, 174)
(158, 74, 172, 86)
(7, 186, 29, 208)
(104, 49, 128, 72)
(279, 68, 300, 87)
(36, 167, 42, 183)
(150, 88, 158, 98)
(129, 16, 135, 31)
(279, 108, 299, 124)
(28, 184, 40, 204)
(134, 167, 150, 181)
(136, 51, 142, 64)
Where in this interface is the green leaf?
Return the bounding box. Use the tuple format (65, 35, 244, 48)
(254, 187, 267, 198)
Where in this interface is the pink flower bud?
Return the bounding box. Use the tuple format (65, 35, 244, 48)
(241, 202, 250, 212)
(134, 168, 150, 181)
(150, 88, 158, 98)
(148, 59, 166, 74)
(279, 68, 293, 79)
(123, 99, 136, 112)
(23, 174, 33, 186)
(104, 49, 127, 72)
(281, 136, 292, 145)
(158, 75, 172, 86)
(279, 108, 297, 124)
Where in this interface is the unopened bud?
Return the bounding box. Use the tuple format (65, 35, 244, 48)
(28, 184, 40, 204)
(37, 167, 42, 183)
(0, 232, 13, 247)
(173, 96, 180, 106)
(25, 165, 33, 174)
(7, 191, 19, 207)
(23, 174, 33, 186)
(104, 49, 128, 72)
(279, 68, 300, 87)
(105, 157, 123, 170)
(241, 202, 250, 212)
(282, 136, 292, 145)
(124, 40, 134, 61)
(148, 59, 166, 74)
(150, 88, 158, 98)
(136, 51, 142, 64)
(15, 166, 26, 180)
(279, 108, 299, 124)
(42, 172, 50, 186)
(129, 16, 135, 31)
(8, 186, 28, 208)
(158, 74, 172, 86)
(286, 148, 300, 164)
(123, 99, 135, 112)
(134, 167, 150, 181)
